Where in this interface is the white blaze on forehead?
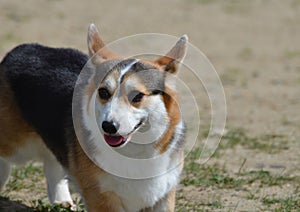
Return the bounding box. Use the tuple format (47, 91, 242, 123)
(118, 59, 139, 84)
(105, 75, 116, 92)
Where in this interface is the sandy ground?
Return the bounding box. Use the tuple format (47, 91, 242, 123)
(0, 0, 299, 211)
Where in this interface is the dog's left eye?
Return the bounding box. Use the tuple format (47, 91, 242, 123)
(98, 88, 111, 100)
(129, 91, 145, 103)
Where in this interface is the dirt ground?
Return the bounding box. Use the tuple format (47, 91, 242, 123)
(0, 0, 299, 211)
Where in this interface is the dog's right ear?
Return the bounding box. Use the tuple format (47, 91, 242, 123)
(87, 23, 118, 62)
(154, 34, 188, 75)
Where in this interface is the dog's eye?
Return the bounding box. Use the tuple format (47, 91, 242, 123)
(129, 91, 145, 103)
(98, 88, 111, 100)
(152, 90, 163, 95)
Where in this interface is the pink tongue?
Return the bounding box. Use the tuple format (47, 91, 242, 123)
(104, 134, 125, 146)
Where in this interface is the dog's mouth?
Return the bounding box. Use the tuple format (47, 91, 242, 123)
(103, 120, 144, 147)
(104, 134, 127, 147)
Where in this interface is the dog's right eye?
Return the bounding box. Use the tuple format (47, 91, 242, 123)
(129, 91, 145, 103)
(98, 88, 111, 100)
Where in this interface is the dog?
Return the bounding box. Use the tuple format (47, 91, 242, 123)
(0, 24, 187, 211)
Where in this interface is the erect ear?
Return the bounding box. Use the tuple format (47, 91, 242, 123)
(87, 23, 119, 62)
(155, 34, 188, 74)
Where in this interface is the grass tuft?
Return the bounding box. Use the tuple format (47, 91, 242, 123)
(6, 163, 43, 192)
(182, 147, 298, 190)
(182, 148, 244, 189)
(220, 128, 289, 154)
(262, 193, 300, 211)
(31, 198, 85, 212)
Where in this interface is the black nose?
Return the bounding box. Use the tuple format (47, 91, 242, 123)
(102, 121, 118, 134)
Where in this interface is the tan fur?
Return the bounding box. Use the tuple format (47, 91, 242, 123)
(155, 86, 181, 153)
(140, 187, 177, 212)
(125, 79, 149, 108)
(139, 59, 162, 70)
(165, 187, 176, 212)
(68, 141, 124, 212)
(97, 70, 119, 105)
(0, 73, 40, 157)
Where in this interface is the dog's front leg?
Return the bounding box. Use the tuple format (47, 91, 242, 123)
(140, 187, 176, 212)
(81, 188, 125, 212)
(43, 156, 74, 209)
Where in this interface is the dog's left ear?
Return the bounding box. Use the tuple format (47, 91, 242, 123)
(155, 35, 188, 74)
(87, 23, 118, 62)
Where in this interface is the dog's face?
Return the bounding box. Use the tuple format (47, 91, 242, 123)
(87, 24, 187, 148)
(94, 59, 167, 147)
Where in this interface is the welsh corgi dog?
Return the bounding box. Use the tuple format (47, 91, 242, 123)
(0, 24, 187, 211)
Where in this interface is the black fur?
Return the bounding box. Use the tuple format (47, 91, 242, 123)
(0, 43, 88, 166)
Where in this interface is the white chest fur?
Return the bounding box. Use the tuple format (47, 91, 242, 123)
(99, 154, 182, 211)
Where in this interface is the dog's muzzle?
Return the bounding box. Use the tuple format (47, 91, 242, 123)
(103, 119, 145, 147)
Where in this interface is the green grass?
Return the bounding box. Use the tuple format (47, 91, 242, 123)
(182, 148, 243, 189)
(179, 145, 300, 211)
(176, 191, 224, 211)
(284, 50, 300, 59)
(181, 162, 244, 189)
(262, 193, 300, 212)
(182, 146, 297, 189)
(241, 170, 299, 187)
(291, 0, 300, 7)
(219, 128, 290, 154)
(246, 190, 260, 200)
(32, 198, 85, 212)
(6, 163, 43, 192)
(208, 128, 290, 158)
(11, 163, 42, 180)
(176, 201, 223, 211)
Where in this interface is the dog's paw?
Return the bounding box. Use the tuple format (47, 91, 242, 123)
(55, 201, 77, 211)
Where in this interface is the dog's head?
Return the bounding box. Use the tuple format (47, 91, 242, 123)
(86, 24, 187, 149)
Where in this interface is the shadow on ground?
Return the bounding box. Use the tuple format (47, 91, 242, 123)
(0, 196, 33, 212)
